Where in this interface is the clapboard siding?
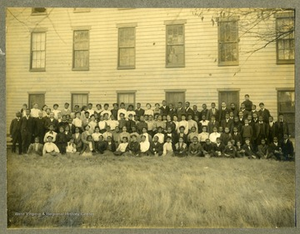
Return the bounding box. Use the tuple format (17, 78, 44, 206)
(6, 8, 294, 133)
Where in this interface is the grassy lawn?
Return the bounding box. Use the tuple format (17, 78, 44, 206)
(7, 152, 295, 228)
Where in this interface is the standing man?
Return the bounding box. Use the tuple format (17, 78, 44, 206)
(176, 102, 185, 121)
(160, 100, 169, 117)
(242, 94, 253, 112)
(218, 101, 229, 122)
(185, 102, 194, 118)
(135, 103, 145, 121)
(10, 112, 22, 154)
(258, 102, 271, 124)
(207, 102, 219, 121)
(21, 109, 35, 153)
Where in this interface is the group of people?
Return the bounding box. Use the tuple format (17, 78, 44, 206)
(9, 94, 294, 160)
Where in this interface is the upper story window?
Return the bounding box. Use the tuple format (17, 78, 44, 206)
(73, 8, 91, 13)
(218, 17, 239, 66)
(117, 24, 136, 69)
(165, 22, 185, 68)
(30, 32, 46, 71)
(73, 30, 89, 71)
(32, 8, 47, 15)
(276, 11, 294, 64)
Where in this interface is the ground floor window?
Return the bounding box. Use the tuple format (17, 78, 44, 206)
(165, 90, 185, 106)
(117, 92, 136, 109)
(277, 90, 295, 137)
(218, 90, 240, 110)
(28, 93, 45, 109)
(71, 93, 89, 111)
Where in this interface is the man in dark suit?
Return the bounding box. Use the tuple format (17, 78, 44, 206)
(185, 102, 194, 119)
(281, 134, 294, 161)
(20, 109, 35, 153)
(168, 103, 177, 120)
(268, 116, 278, 143)
(160, 100, 169, 117)
(34, 110, 46, 143)
(44, 112, 58, 132)
(258, 102, 271, 124)
(276, 114, 289, 142)
(10, 112, 22, 154)
(176, 102, 185, 121)
(254, 116, 269, 148)
(242, 94, 253, 112)
(207, 102, 219, 121)
(135, 103, 145, 121)
(218, 101, 229, 122)
(192, 105, 200, 121)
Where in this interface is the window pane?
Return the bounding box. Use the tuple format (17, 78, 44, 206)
(167, 25, 184, 45)
(74, 51, 89, 68)
(73, 94, 88, 109)
(31, 32, 46, 69)
(278, 91, 295, 112)
(220, 43, 238, 62)
(74, 31, 89, 50)
(119, 48, 135, 67)
(167, 45, 184, 66)
(119, 28, 135, 47)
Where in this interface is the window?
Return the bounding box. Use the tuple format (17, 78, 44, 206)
(28, 93, 45, 109)
(218, 18, 239, 66)
(71, 93, 89, 111)
(277, 90, 295, 137)
(117, 92, 136, 109)
(32, 8, 47, 14)
(30, 32, 46, 71)
(118, 27, 135, 69)
(73, 8, 91, 13)
(73, 30, 89, 70)
(166, 24, 185, 67)
(276, 12, 295, 64)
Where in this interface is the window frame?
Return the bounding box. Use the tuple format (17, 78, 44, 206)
(117, 91, 136, 109)
(71, 92, 89, 111)
(30, 31, 46, 72)
(217, 17, 239, 66)
(117, 26, 136, 70)
(275, 12, 295, 65)
(31, 8, 47, 15)
(73, 8, 91, 13)
(72, 29, 90, 71)
(165, 22, 186, 68)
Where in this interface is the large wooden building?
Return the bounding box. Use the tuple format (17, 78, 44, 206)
(6, 8, 295, 135)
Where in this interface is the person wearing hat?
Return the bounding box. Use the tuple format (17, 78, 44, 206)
(43, 124, 57, 143)
(242, 137, 256, 159)
(42, 135, 60, 156)
(258, 102, 271, 124)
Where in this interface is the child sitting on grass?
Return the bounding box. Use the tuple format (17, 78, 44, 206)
(80, 135, 95, 156)
(27, 136, 43, 156)
(105, 136, 116, 153)
(127, 134, 140, 156)
(223, 140, 236, 158)
(114, 136, 129, 156)
(203, 138, 214, 157)
(97, 135, 107, 154)
(256, 138, 269, 159)
(174, 136, 188, 157)
(149, 136, 163, 156)
(140, 135, 150, 156)
(163, 136, 174, 156)
(235, 141, 245, 158)
(43, 135, 60, 156)
(66, 138, 77, 153)
(188, 136, 203, 157)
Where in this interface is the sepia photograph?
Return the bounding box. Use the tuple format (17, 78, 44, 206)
(5, 6, 296, 229)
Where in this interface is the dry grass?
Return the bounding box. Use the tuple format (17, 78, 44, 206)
(7, 152, 295, 228)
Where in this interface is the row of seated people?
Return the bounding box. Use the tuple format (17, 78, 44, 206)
(26, 124, 294, 161)
(10, 108, 290, 155)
